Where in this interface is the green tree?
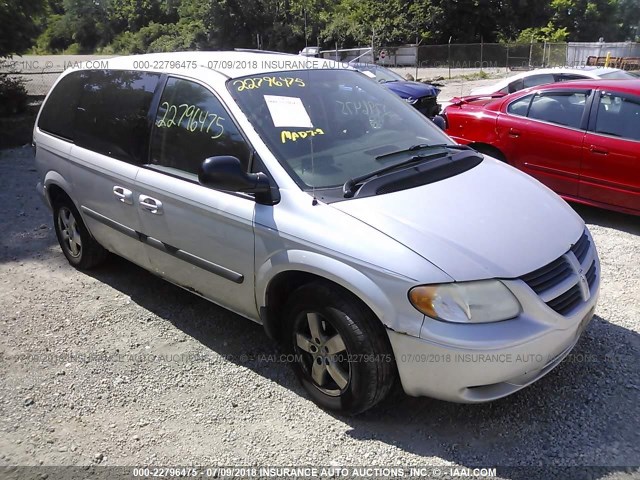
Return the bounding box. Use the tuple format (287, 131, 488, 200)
(109, 0, 167, 32)
(34, 14, 74, 52)
(617, 0, 640, 40)
(549, 0, 622, 41)
(515, 23, 569, 42)
(0, 0, 46, 56)
(321, 0, 442, 47)
(61, 0, 114, 52)
(433, 0, 518, 43)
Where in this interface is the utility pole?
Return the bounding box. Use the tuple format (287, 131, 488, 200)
(371, 28, 375, 64)
(448, 36, 452, 79)
(304, 9, 308, 47)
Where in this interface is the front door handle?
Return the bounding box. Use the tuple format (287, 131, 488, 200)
(113, 186, 133, 205)
(139, 195, 163, 215)
(589, 145, 608, 155)
(508, 128, 521, 138)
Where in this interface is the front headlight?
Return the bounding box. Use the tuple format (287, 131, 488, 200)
(409, 280, 521, 323)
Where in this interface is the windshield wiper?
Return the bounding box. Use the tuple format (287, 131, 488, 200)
(375, 143, 471, 161)
(343, 151, 448, 198)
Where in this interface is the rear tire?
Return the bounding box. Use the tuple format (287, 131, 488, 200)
(53, 196, 108, 270)
(283, 282, 396, 415)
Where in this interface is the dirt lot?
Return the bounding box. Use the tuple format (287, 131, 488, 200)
(0, 146, 639, 479)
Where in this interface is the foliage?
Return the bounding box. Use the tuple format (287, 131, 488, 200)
(23, 0, 640, 54)
(0, 0, 46, 57)
(549, 0, 620, 41)
(516, 23, 570, 43)
(0, 72, 29, 115)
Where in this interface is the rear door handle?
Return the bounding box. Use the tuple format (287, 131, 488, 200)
(508, 128, 521, 138)
(113, 186, 133, 205)
(589, 145, 608, 155)
(139, 195, 163, 215)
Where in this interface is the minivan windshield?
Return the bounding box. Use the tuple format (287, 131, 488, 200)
(228, 69, 452, 189)
(352, 64, 405, 83)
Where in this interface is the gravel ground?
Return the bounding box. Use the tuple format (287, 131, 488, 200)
(0, 146, 639, 479)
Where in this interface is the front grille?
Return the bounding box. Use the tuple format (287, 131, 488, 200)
(521, 231, 597, 316)
(572, 232, 590, 263)
(416, 96, 440, 117)
(547, 284, 583, 316)
(521, 256, 572, 294)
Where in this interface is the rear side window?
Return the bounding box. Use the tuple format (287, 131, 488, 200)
(594, 93, 640, 141)
(149, 78, 251, 176)
(507, 79, 524, 93)
(528, 92, 588, 129)
(74, 70, 161, 163)
(38, 71, 89, 141)
(522, 74, 555, 89)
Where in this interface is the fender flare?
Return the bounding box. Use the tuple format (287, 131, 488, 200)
(256, 249, 400, 335)
(43, 171, 74, 206)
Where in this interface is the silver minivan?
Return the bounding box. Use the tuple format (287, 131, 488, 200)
(34, 52, 600, 414)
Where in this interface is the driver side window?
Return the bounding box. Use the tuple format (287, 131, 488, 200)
(150, 78, 250, 176)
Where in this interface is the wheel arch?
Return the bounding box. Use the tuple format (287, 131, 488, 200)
(46, 178, 99, 242)
(44, 172, 74, 207)
(468, 142, 508, 163)
(257, 251, 396, 343)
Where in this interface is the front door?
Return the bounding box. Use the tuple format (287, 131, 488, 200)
(497, 90, 590, 197)
(135, 77, 258, 319)
(580, 90, 640, 213)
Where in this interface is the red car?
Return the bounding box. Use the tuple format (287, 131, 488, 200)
(442, 79, 640, 216)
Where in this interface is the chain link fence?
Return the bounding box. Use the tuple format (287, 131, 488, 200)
(413, 42, 640, 70)
(323, 42, 640, 71)
(415, 43, 569, 70)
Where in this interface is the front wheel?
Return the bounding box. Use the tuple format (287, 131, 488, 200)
(284, 282, 396, 415)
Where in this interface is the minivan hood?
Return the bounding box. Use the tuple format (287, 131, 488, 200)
(385, 81, 440, 98)
(331, 157, 585, 281)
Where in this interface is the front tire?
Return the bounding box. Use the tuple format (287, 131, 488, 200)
(53, 196, 107, 269)
(283, 282, 396, 415)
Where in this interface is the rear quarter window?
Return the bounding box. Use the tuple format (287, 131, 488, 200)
(38, 71, 89, 141)
(507, 94, 533, 116)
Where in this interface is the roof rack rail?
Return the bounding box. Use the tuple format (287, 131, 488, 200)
(233, 48, 294, 56)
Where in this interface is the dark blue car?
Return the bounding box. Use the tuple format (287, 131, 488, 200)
(352, 63, 441, 118)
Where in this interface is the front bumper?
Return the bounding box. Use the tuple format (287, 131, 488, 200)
(388, 275, 599, 403)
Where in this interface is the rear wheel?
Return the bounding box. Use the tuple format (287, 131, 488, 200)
(53, 196, 108, 269)
(284, 282, 396, 415)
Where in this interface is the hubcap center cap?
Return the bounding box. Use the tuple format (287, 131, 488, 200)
(310, 337, 334, 364)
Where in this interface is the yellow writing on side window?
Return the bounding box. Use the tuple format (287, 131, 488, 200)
(234, 76, 306, 92)
(280, 128, 325, 144)
(155, 102, 224, 139)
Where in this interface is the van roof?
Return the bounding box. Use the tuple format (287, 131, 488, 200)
(80, 51, 349, 79)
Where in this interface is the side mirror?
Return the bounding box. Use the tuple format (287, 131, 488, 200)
(198, 156, 279, 205)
